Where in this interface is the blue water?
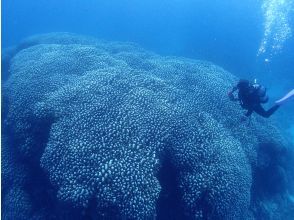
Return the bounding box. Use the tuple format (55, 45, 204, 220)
(2, 0, 291, 77)
(2, 0, 294, 219)
(3, 0, 294, 90)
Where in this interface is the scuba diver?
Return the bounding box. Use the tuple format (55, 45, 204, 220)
(228, 79, 294, 118)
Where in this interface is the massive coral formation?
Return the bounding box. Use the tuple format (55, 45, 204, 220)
(2, 33, 293, 219)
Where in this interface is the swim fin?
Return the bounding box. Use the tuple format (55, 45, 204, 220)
(275, 89, 294, 105)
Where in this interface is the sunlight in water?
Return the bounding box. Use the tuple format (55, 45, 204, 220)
(258, 0, 293, 57)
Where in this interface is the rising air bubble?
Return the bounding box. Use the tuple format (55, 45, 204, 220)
(257, 0, 293, 57)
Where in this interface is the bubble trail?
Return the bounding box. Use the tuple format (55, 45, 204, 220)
(258, 0, 293, 57)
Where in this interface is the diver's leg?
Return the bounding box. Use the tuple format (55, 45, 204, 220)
(266, 105, 280, 117)
(253, 104, 279, 118)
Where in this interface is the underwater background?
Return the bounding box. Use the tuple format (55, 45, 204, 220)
(2, 0, 294, 219)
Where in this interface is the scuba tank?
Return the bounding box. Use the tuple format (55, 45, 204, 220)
(252, 79, 269, 103)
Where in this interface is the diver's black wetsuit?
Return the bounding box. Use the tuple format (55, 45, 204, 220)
(243, 103, 279, 118)
(228, 79, 279, 118)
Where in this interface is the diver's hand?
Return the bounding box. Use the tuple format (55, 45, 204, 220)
(228, 91, 235, 101)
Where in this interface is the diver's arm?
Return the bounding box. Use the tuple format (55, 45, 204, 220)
(228, 86, 239, 101)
